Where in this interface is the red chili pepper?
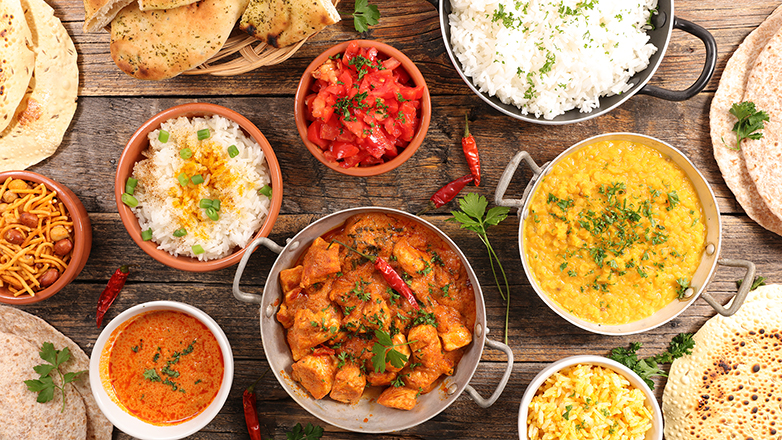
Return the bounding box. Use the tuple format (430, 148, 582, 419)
(462, 112, 481, 186)
(243, 374, 265, 440)
(429, 174, 475, 209)
(96, 265, 131, 327)
(331, 240, 420, 310)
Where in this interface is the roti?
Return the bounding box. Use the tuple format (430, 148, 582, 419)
(0, 0, 78, 171)
(240, 0, 340, 48)
(663, 284, 782, 440)
(710, 4, 782, 236)
(0, 305, 113, 440)
(110, 0, 249, 80)
(82, 0, 134, 33)
(0, 332, 87, 440)
(0, 0, 35, 133)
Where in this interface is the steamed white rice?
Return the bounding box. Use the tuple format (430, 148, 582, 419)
(130, 115, 271, 261)
(449, 0, 658, 119)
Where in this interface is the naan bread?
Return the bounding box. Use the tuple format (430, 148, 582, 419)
(0, 306, 113, 440)
(0, 0, 78, 171)
(0, 332, 87, 440)
(0, 0, 35, 133)
(742, 27, 782, 223)
(110, 0, 249, 80)
(710, 4, 782, 236)
(240, 0, 340, 48)
(663, 285, 782, 440)
(82, 0, 134, 33)
(138, 0, 200, 11)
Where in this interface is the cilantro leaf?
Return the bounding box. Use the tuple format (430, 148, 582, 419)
(33, 363, 56, 377)
(374, 328, 392, 346)
(286, 422, 324, 440)
(371, 342, 388, 373)
(370, 329, 413, 373)
(40, 342, 57, 365)
(736, 275, 766, 292)
(485, 206, 510, 226)
(608, 333, 694, 390)
(24, 343, 87, 412)
(353, 0, 380, 33)
(37, 380, 56, 404)
(729, 101, 769, 150)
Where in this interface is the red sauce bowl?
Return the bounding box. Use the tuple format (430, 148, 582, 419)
(294, 40, 431, 177)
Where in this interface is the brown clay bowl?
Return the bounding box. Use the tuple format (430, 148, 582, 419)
(294, 40, 431, 177)
(0, 170, 92, 305)
(115, 103, 283, 272)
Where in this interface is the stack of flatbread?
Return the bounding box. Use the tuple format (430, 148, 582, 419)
(662, 284, 782, 440)
(0, 305, 112, 440)
(0, 0, 78, 171)
(711, 5, 782, 237)
(83, 0, 340, 80)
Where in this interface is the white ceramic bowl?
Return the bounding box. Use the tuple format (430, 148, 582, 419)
(89, 301, 234, 440)
(518, 355, 663, 440)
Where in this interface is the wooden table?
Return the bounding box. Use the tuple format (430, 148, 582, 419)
(16, 0, 782, 438)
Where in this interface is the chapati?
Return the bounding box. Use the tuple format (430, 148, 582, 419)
(0, 0, 35, 133)
(82, 0, 134, 33)
(0, 332, 87, 440)
(663, 284, 782, 440)
(710, 4, 782, 236)
(240, 0, 340, 48)
(0, 0, 78, 171)
(0, 305, 113, 440)
(110, 0, 249, 80)
(742, 26, 782, 224)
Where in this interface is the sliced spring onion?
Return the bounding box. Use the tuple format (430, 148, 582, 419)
(197, 129, 210, 140)
(191, 174, 204, 185)
(121, 193, 138, 208)
(205, 206, 219, 221)
(180, 148, 193, 159)
(199, 198, 213, 209)
(227, 145, 239, 158)
(141, 229, 153, 241)
(177, 172, 189, 187)
(173, 228, 187, 237)
(192, 244, 205, 255)
(212, 199, 221, 211)
(125, 177, 138, 195)
(158, 130, 170, 143)
(258, 185, 272, 198)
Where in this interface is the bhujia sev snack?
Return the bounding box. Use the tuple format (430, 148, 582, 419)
(0, 177, 74, 296)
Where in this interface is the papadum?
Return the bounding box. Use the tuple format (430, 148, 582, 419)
(240, 0, 340, 48)
(663, 284, 782, 440)
(0, 0, 35, 133)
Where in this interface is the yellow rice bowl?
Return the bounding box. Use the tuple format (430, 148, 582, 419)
(527, 364, 652, 440)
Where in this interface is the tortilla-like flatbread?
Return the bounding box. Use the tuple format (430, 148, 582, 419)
(82, 0, 134, 33)
(0, 332, 87, 440)
(663, 285, 782, 440)
(710, 4, 782, 236)
(0, 0, 35, 133)
(0, 0, 78, 171)
(138, 0, 200, 11)
(110, 0, 249, 80)
(240, 0, 340, 48)
(0, 306, 113, 440)
(742, 27, 782, 224)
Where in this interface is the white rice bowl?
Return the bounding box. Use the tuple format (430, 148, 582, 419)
(449, 0, 658, 120)
(130, 115, 271, 261)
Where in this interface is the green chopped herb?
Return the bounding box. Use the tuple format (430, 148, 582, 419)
(212, 199, 221, 211)
(125, 177, 138, 195)
(190, 174, 204, 185)
(177, 172, 189, 187)
(205, 206, 219, 221)
(736, 275, 767, 291)
(158, 130, 170, 143)
(197, 128, 210, 140)
(353, 0, 380, 33)
(121, 193, 138, 208)
(729, 101, 769, 149)
(179, 148, 193, 159)
(227, 145, 239, 158)
(141, 229, 153, 241)
(192, 245, 205, 255)
(608, 333, 695, 389)
(173, 228, 187, 237)
(258, 185, 272, 198)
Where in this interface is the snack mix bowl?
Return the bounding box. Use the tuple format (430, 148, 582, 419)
(294, 39, 431, 177)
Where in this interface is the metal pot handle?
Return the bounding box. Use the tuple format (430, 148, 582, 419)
(699, 259, 756, 316)
(232, 237, 284, 304)
(638, 17, 717, 101)
(495, 151, 544, 215)
(463, 337, 514, 409)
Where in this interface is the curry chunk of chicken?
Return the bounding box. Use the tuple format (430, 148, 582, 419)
(300, 237, 341, 288)
(376, 386, 419, 411)
(287, 305, 342, 361)
(329, 363, 366, 404)
(434, 304, 472, 351)
(291, 354, 338, 400)
(392, 239, 428, 276)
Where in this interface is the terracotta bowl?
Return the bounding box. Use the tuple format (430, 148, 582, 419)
(294, 40, 431, 177)
(115, 103, 283, 272)
(0, 170, 92, 305)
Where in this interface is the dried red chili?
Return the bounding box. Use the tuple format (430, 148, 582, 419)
(462, 112, 481, 186)
(430, 174, 475, 209)
(96, 265, 131, 327)
(243, 374, 265, 440)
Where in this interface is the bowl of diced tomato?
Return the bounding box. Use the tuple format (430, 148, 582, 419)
(295, 40, 431, 176)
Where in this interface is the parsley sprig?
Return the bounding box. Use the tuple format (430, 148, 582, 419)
(371, 329, 415, 373)
(729, 101, 769, 150)
(23, 342, 87, 412)
(447, 193, 511, 343)
(736, 275, 766, 291)
(353, 0, 380, 33)
(285, 423, 324, 440)
(608, 333, 695, 389)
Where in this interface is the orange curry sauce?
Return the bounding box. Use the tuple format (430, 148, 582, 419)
(102, 310, 224, 425)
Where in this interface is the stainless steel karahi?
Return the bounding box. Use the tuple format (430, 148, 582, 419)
(232, 207, 513, 432)
(494, 133, 756, 335)
(431, 0, 717, 125)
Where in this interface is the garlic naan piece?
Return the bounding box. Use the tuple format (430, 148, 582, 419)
(240, 0, 340, 48)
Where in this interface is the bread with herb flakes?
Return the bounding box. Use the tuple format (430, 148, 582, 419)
(240, 0, 340, 48)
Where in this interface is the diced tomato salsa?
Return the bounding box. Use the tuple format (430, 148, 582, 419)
(305, 42, 424, 168)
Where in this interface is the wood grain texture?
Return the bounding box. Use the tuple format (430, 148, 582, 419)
(11, 0, 782, 438)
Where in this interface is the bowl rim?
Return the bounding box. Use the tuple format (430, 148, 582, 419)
(517, 355, 663, 440)
(115, 102, 283, 272)
(0, 170, 92, 305)
(294, 39, 431, 176)
(89, 300, 234, 440)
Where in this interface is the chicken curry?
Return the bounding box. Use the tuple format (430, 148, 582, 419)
(278, 212, 476, 410)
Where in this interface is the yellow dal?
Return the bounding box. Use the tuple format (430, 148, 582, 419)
(523, 140, 706, 325)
